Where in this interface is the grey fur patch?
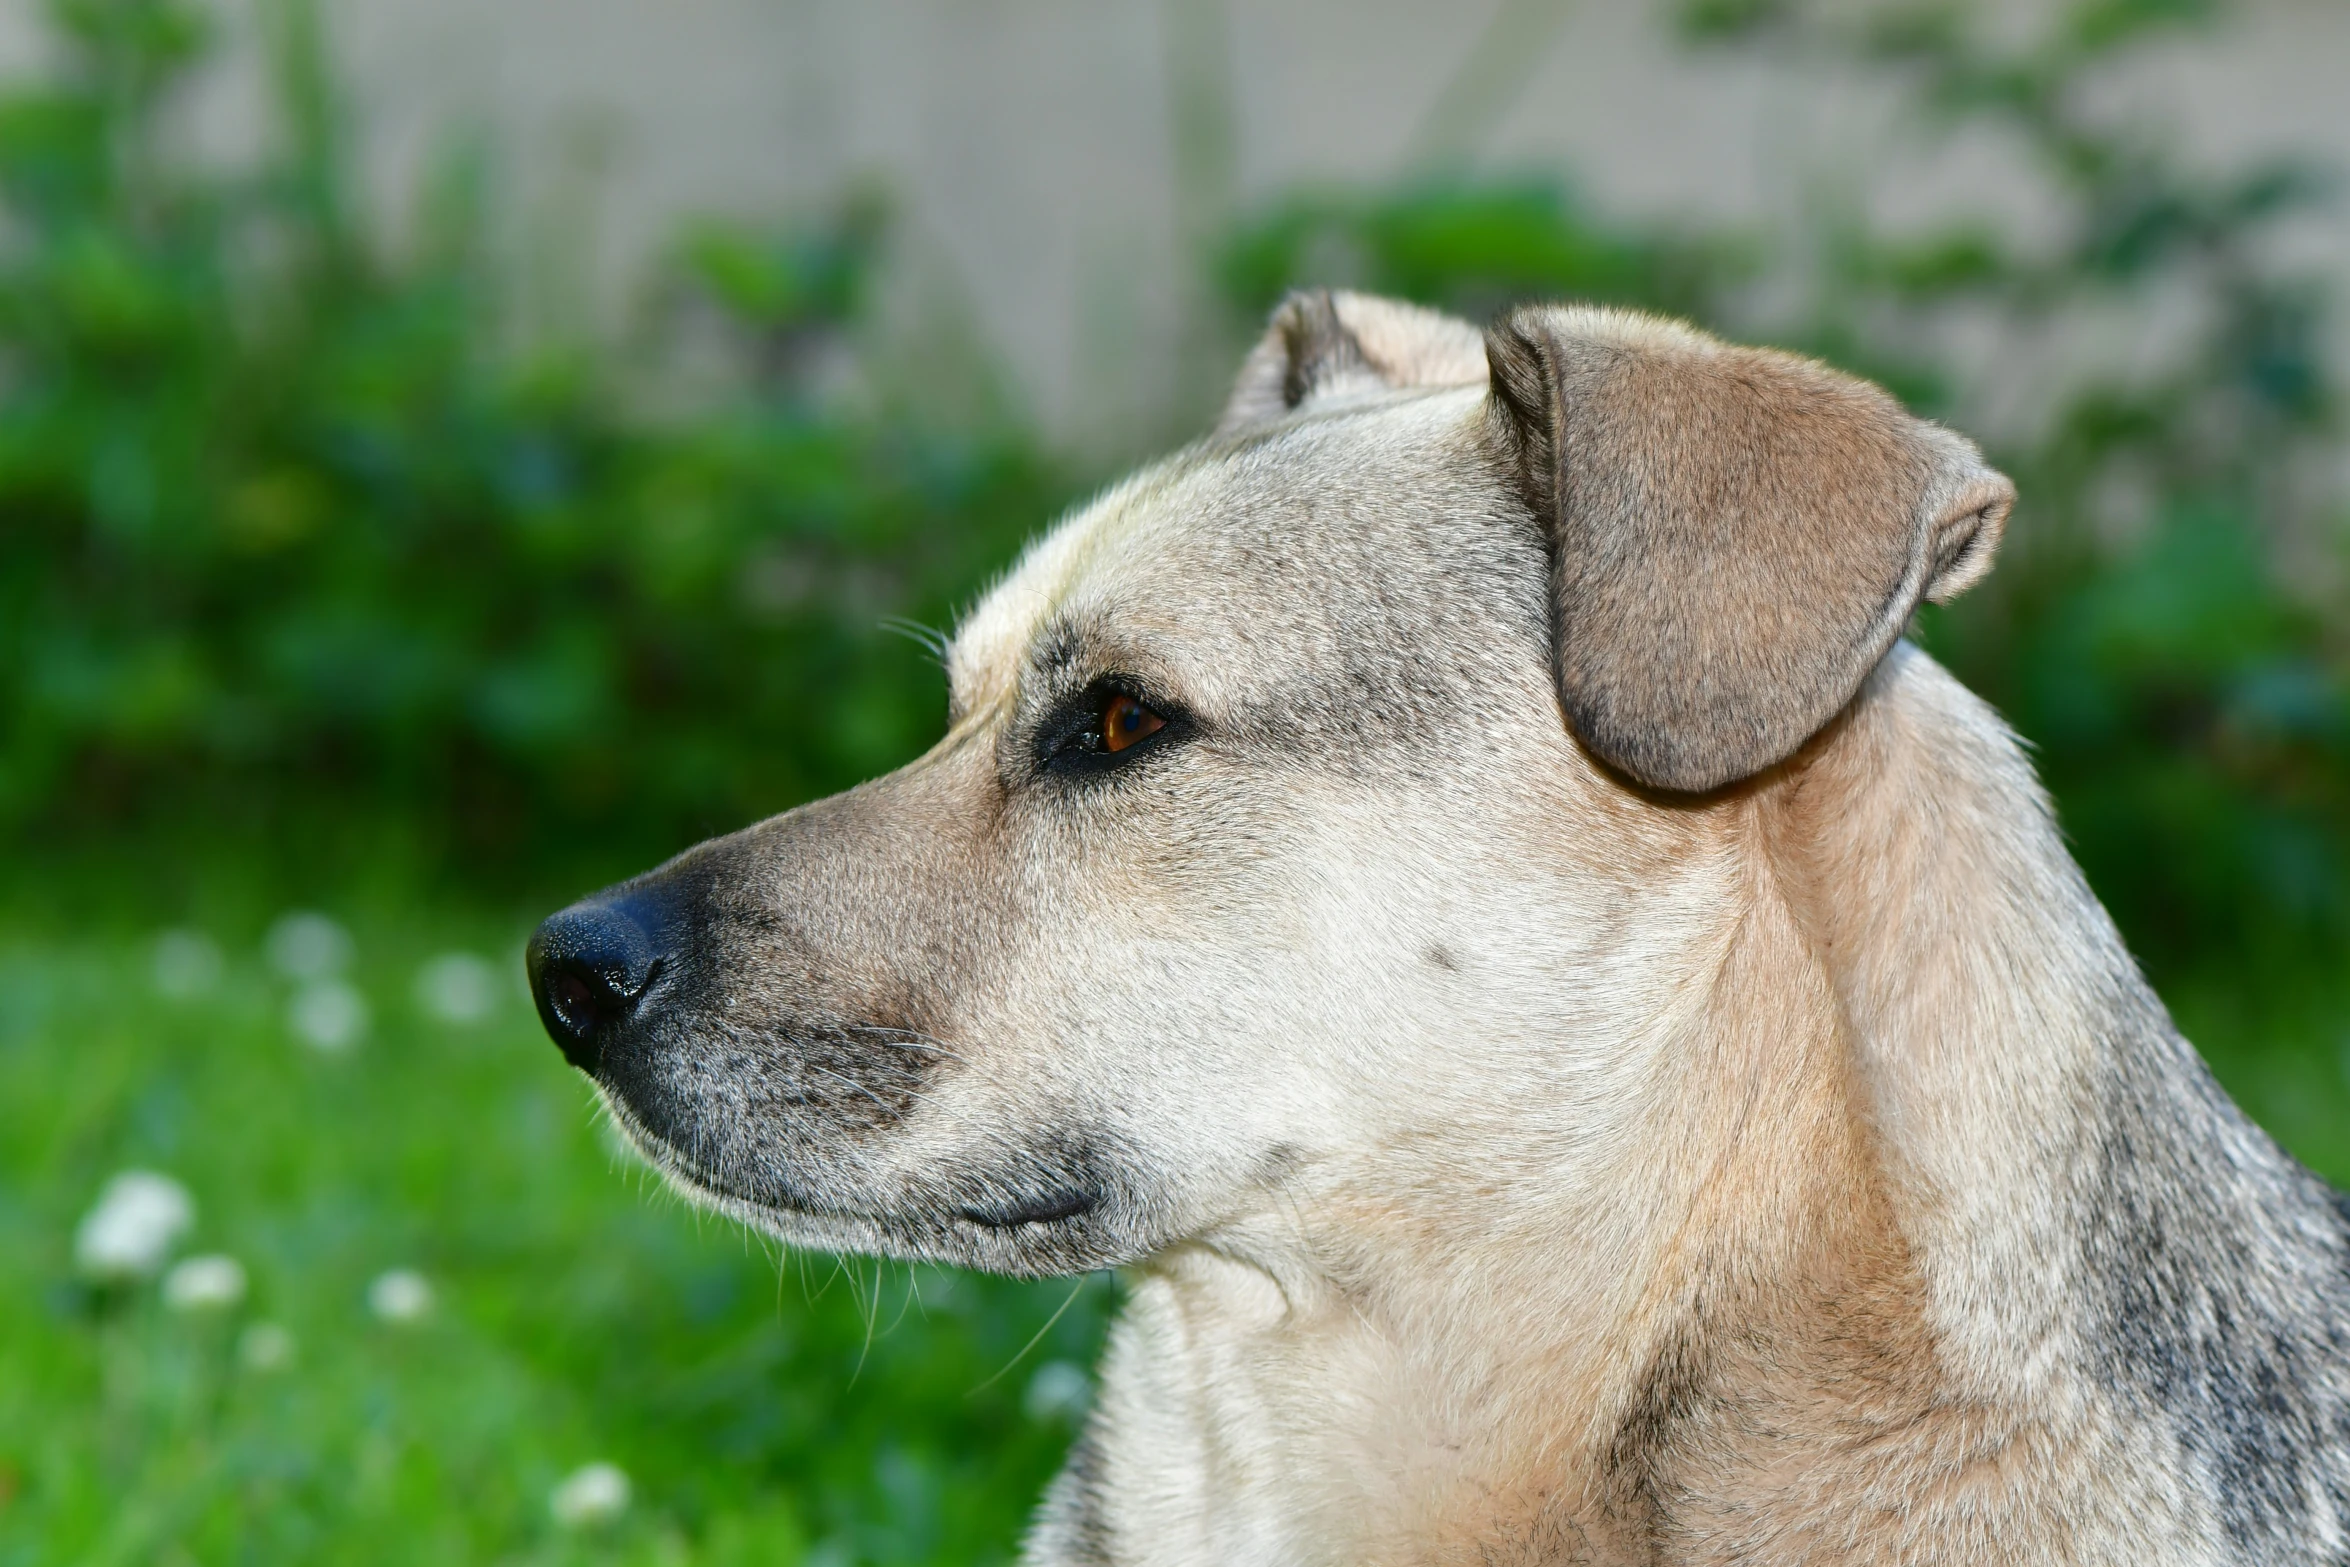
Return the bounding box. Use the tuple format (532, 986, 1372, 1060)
(2082, 975, 2350, 1553)
(1028, 1427, 1117, 1566)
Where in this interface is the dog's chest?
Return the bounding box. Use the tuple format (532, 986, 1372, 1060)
(1030, 1255, 1632, 1567)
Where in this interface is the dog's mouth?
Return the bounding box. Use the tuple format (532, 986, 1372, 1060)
(957, 1188, 1101, 1228)
(610, 1093, 1098, 1229)
(584, 1004, 943, 1198)
(595, 1083, 896, 1228)
(592, 1065, 1134, 1276)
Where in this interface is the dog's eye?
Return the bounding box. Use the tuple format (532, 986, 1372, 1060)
(1041, 680, 1179, 775)
(1101, 692, 1165, 754)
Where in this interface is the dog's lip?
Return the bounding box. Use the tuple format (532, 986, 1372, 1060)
(662, 1145, 1098, 1234)
(605, 1096, 1103, 1237)
(655, 1146, 868, 1223)
(600, 1095, 888, 1225)
(678, 1158, 900, 1231)
(956, 1189, 1098, 1229)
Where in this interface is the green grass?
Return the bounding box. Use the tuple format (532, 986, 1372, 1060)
(0, 907, 1107, 1565)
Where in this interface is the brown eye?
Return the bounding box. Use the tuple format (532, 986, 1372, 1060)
(1100, 692, 1166, 754)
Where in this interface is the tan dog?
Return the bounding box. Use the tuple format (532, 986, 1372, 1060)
(529, 291, 2350, 1565)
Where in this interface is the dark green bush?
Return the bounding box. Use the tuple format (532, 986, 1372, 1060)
(0, 0, 1068, 889)
(1218, 177, 1745, 329)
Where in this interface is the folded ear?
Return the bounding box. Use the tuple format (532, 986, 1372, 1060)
(1485, 305, 2014, 794)
(1217, 289, 1488, 436)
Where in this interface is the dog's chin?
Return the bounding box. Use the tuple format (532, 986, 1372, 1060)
(594, 1086, 1156, 1279)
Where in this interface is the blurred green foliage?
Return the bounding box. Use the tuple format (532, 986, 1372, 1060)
(1218, 178, 1745, 329)
(1221, 0, 2350, 1125)
(0, 0, 1065, 889)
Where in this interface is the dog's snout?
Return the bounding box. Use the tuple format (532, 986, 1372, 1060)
(527, 897, 668, 1072)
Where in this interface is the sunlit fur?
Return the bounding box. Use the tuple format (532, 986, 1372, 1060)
(585, 297, 2350, 1565)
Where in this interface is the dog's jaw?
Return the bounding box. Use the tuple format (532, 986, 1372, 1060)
(594, 1055, 1188, 1279)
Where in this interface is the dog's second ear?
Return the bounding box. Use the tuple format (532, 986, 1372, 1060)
(1217, 289, 1488, 436)
(1486, 306, 2014, 794)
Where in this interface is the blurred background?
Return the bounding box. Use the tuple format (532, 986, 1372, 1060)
(3, 0, 2348, 1560)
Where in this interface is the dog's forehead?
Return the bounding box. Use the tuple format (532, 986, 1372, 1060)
(948, 386, 1509, 713)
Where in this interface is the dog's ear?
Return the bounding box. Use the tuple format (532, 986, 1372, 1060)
(1485, 305, 2014, 794)
(1217, 289, 1488, 436)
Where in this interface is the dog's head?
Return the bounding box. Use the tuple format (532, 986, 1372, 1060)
(526, 292, 2012, 1278)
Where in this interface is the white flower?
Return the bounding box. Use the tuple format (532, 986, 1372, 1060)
(1023, 1359, 1092, 1422)
(75, 1170, 194, 1280)
(288, 980, 369, 1052)
(549, 1461, 631, 1527)
(239, 1321, 296, 1370)
(151, 930, 223, 999)
(413, 952, 500, 1025)
(265, 911, 352, 980)
(162, 1253, 247, 1310)
(367, 1268, 434, 1323)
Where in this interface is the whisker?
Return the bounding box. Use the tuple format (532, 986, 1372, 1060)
(851, 1255, 882, 1385)
(845, 1023, 973, 1064)
(887, 1263, 923, 1334)
(799, 1060, 1033, 1158)
(801, 1059, 1043, 1167)
(967, 1272, 1097, 1397)
(878, 616, 952, 666)
(807, 1060, 916, 1118)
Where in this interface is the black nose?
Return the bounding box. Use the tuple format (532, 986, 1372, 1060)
(526, 897, 666, 1072)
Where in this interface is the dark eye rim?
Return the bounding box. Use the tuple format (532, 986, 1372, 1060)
(1038, 677, 1187, 776)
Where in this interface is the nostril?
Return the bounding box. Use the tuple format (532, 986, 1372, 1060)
(526, 897, 669, 1073)
(545, 963, 626, 1041)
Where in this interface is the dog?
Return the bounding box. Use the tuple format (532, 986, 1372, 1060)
(527, 290, 2350, 1565)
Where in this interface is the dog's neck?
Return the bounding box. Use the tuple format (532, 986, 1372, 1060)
(1060, 769, 1942, 1563)
(1042, 646, 2287, 1566)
